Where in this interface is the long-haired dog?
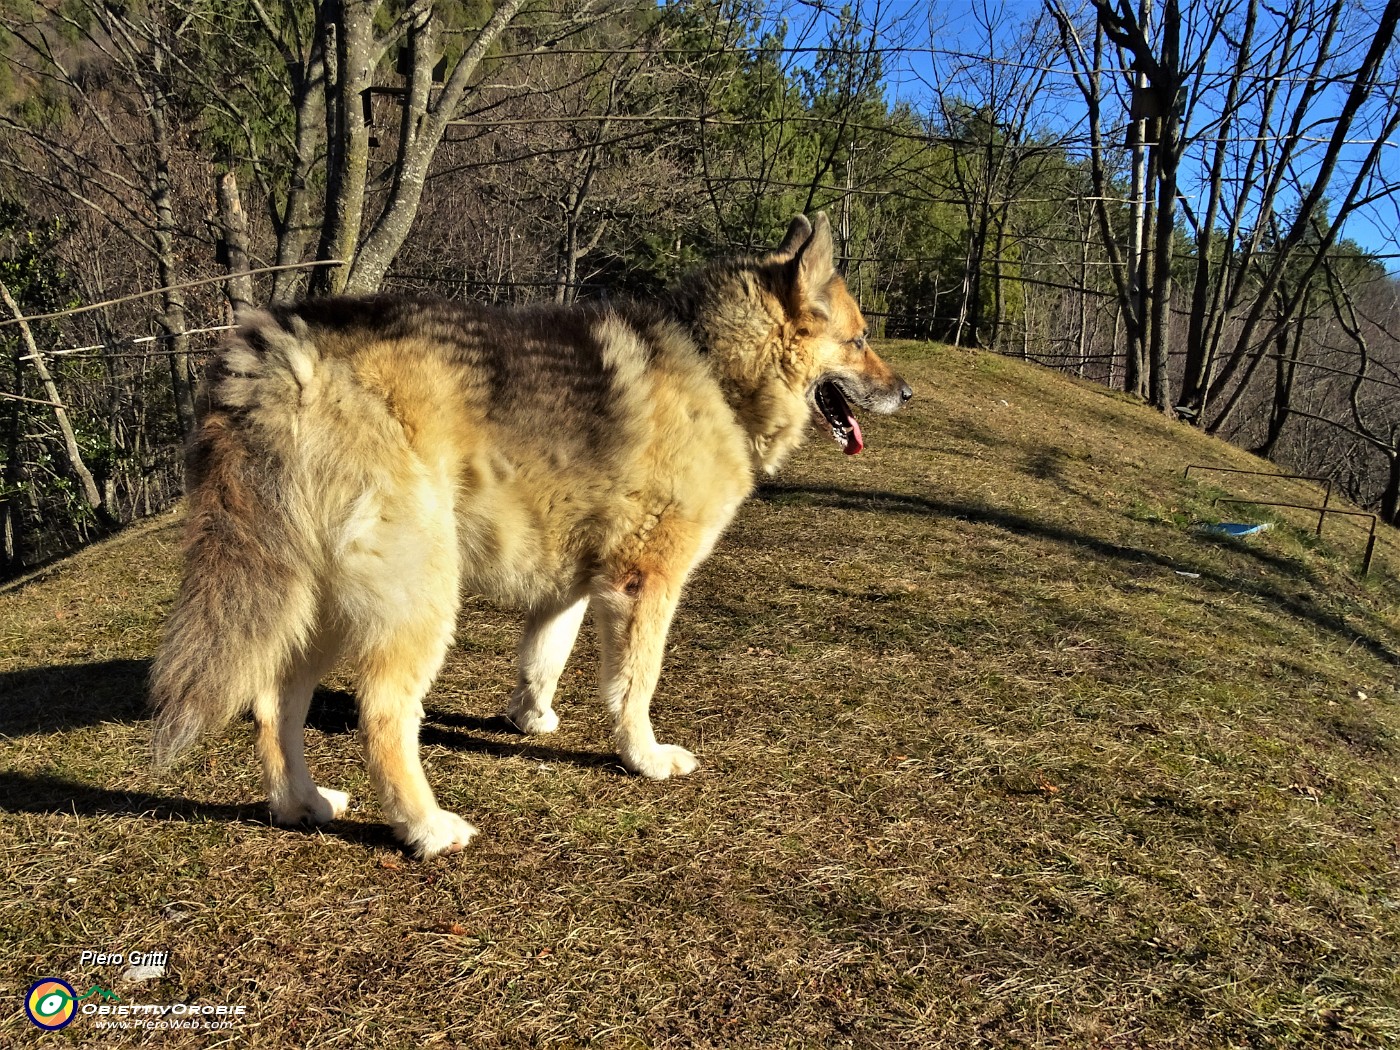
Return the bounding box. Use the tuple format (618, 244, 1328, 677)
(151, 214, 912, 857)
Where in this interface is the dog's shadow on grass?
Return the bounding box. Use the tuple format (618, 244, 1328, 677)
(0, 660, 618, 849)
(0, 769, 413, 851)
(307, 686, 620, 769)
(0, 657, 151, 737)
(0, 658, 614, 767)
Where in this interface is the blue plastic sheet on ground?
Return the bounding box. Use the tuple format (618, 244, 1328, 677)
(1199, 522, 1272, 538)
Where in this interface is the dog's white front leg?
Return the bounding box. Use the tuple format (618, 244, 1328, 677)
(592, 568, 697, 779)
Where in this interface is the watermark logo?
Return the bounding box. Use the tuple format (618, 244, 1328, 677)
(25, 979, 76, 1030)
(24, 980, 121, 1030)
(25, 954, 246, 1032)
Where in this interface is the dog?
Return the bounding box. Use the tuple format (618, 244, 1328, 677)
(150, 213, 912, 857)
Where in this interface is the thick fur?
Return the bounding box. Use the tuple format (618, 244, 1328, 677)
(149, 213, 911, 857)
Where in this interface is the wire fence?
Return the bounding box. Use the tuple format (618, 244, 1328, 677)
(7, 263, 1396, 398)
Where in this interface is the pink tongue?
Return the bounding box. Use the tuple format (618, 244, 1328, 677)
(842, 413, 864, 455)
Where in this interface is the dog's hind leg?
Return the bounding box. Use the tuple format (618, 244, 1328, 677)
(338, 498, 475, 858)
(354, 611, 476, 858)
(255, 629, 347, 826)
(505, 595, 589, 735)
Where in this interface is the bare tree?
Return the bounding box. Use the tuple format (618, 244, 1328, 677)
(0, 281, 112, 530)
(1050, 0, 1400, 424)
(1049, 0, 1239, 410)
(1195, 0, 1400, 432)
(929, 5, 1056, 350)
(0, 0, 214, 430)
(1288, 267, 1400, 525)
(1047, 4, 1148, 395)
(308, 0, 530, 294)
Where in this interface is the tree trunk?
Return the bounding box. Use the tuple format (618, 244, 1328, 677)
(1045, 12, 1148, 395)
(1382, 449, 1400, 527)
(1144, 0, 1180, 414)
(1076, 203, 1090, 376)
(313, 0, 377, 296)
(1179, 0, 1258, 421)
(2, 339, 23, 573)
(954, 235, 974, 347)
(991, 216, 1006, 350)
(149, 47, 195, 434)
(0, 282, 112, 530)
(216, 170, 255, 315)
(341, 0, 527, 294)
(1253, 301, 1299, 459)
(1125, 0, 1152, 399)
(271, 51, 328, 302)
(1129, 146, 1154, 400)
(1148, 128, 1177, 413)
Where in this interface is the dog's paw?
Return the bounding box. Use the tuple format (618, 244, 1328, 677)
(314, 786, 351, 820)
(270, 786, 350, 826)
(623, 743, 698, 780)
(506, 704, 560, 735)
(404, 809, 478, 859)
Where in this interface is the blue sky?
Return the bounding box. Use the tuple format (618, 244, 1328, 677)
(772, 0, 1400, 268)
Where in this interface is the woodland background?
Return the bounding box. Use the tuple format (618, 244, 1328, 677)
(2, 0, 1399, 575)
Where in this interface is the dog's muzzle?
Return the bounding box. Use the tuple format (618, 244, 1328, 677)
(813, 376, 912, 455)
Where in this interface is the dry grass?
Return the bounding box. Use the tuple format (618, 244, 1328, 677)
(2, 342, 1399, 1047)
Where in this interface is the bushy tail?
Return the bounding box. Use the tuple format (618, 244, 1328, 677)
(150, 310, 322, 765)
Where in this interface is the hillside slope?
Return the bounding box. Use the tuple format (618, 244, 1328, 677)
(2, 342, 1398, 1047)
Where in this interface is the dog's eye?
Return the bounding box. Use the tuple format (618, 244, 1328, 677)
(847, 333, 867, 352)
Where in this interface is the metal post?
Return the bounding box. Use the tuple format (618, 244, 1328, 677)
(1187, 466, 1381, 577)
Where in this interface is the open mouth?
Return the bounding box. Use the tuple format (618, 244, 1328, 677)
(814, 380, 864, 455)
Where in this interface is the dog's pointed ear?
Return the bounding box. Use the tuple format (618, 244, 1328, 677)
(791, 212, 835, 317)
(768, 214, 812, 262)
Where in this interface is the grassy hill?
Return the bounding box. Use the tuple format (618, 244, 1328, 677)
(2, 341, 1398, 1047)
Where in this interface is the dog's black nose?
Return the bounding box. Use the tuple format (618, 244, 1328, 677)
(899, 382, 914, 402)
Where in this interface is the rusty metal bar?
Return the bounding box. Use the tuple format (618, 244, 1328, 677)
(1184, 464, 1332, 486)
(1186, 463, 1344, 543)
(1211, 497, 1378, 575)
